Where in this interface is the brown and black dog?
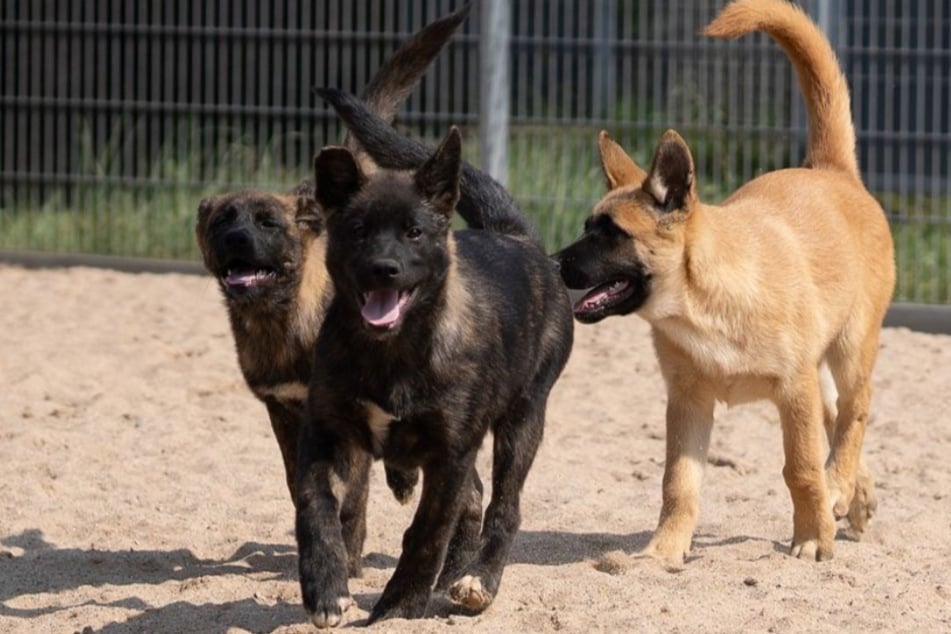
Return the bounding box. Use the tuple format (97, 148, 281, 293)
(553, 0, 894, 564)
(194, 5, 470, 576)
(294, 91, 573, 627)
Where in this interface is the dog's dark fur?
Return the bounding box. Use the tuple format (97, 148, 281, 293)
(194, 5, 470, 576)
(295, 118, 573, 627)
(311, 88, 536, 240)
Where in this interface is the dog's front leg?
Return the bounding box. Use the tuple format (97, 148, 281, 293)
(447, 406, 544, 611)
(295, 425, 361, 629)
(265, 400, 302, 507)
(369, 452, 477, 624)
(777, 368, 835, 561)
(644, 386, 715, 565)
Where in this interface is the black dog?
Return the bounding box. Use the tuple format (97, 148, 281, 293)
(195, 5, 470, 576)
(295, 112, 573, 627)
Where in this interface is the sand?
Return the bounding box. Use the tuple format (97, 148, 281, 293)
(1, 263, 949, 633)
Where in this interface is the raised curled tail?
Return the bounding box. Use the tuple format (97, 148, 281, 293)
(704, 0, 858, 178)
(347, 4, 471, 156)
(319, 87, 538, 241)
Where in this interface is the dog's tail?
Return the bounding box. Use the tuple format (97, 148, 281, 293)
(346, 4, 470, 159)
(704, 0, 859, 179)
(319, 87, 538, 241)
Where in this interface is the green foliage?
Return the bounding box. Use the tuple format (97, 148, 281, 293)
(1, 123, 948, 303)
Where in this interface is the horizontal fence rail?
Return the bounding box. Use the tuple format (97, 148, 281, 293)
(1, 0, 948, 303)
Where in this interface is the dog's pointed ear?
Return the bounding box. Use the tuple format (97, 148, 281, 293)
(598, 131, 647, 190)
(313, 146, 365, 215)
(414, 126, 461, 217)
(295, 196, 323, 235)
(644, 129, 696, 212)
(196, 197, 215, 227)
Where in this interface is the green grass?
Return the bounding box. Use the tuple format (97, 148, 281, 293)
(1, 126, 948, 304)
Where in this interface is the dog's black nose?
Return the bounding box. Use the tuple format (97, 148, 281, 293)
(371, 258, 402, 280)
(224, 227, 252, 250)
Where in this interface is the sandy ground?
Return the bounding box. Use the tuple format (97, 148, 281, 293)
(1, 263, 949, 633)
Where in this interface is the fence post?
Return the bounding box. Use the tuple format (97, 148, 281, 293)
(479, 0, 511, 187)
(592, 0, 616, 120)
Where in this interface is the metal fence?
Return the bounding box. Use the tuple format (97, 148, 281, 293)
(1, 1, 949, 303)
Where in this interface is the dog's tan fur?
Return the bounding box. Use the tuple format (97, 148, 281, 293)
(590, 0, 894, 562)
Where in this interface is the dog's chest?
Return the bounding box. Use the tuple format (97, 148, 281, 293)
(360, 399, 400, 456)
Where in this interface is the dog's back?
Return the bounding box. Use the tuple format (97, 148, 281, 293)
(317, 87, 537, 241)
(454, 229, 573, 388)
(699, 0, 894, 344)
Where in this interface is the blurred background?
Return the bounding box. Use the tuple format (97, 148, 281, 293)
(1, 0, 948, 303)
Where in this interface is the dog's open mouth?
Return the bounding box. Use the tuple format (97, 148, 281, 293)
(572, 279, 635, 318)
(361, 288, 416, 330)
(221, 264, 277, 292)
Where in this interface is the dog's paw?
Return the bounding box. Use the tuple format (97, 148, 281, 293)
(845, 469, 877, 536)
(826, 474, 856, 521)
(449, 574, 494, 612)
(789, 536, 834, 561)
(308, 595, 353, 629)
(641, 531, 691, 567)
(368, 590, 430, 624)
(789, 521, 835, 562)
(385, 466, 419, 505)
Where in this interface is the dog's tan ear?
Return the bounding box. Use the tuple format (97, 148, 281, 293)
(644, 130, 696, 212)
(414, 126, 461, 217)
(313, 146, 365, 215)
(598, 131, 647, 190)
(295, 196, 323, 235)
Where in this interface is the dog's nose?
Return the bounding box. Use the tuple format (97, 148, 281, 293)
(371, 259, 402, 280)
(224, 227, 252, 250)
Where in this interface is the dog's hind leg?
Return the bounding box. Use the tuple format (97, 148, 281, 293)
(776, 367, 836, 561)
(369, 450, 478, 623)
(825, 327, 882, 536)
(340, 449, 372, 577)
(384, 463, 420, 505)
(435, 467, 483, 592)
(643, 379, 715, 566)
(447, 401, 545, 612)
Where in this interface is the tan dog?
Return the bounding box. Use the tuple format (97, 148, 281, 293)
(553, 0, 895, 563)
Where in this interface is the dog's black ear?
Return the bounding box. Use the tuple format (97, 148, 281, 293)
(295, 196, 323, 235)
(196, 197, 215, 227)
(644, 129, 696, 212)
(414, 126, 461, 217)
(598, 131, 647, 190)
(313, 146, 365, 215)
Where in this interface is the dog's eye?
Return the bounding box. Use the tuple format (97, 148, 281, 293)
(210, 206, 236, 229)
(257, 215, 280, 230)
(406, 226, 423, 241)
(351, 221, 367, 240)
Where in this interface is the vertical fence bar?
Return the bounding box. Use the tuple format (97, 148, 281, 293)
(479, 0, 510, 186)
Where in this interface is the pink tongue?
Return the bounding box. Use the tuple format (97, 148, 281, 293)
(576, 288, 610, 312)
(226, 270, 258, 287)
(362, 289, 402, 327)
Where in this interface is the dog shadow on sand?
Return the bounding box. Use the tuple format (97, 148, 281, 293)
(0, 528, 304, 632)
(1, 527, 662, 630)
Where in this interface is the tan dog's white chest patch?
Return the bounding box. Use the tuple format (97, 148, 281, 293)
(361, 400, 398, 454)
